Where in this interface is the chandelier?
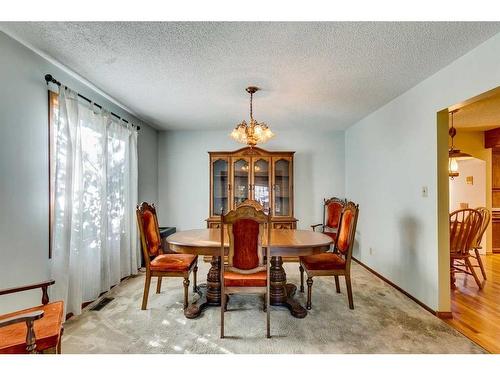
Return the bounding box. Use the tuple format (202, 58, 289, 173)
(448, 109, 472, 179)
(230, 86, 274, 147)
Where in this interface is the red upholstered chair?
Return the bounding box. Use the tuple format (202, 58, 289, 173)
(0, 280, 64, 354)
(136, 202, 198, 310)
(450, 208, 483, 289)
(311, 197, 346, 243)
(220, 200, 271, 338)
(300, 201, 359, 310)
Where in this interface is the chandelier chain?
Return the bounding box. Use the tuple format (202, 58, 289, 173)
(250, 92, 253, 120)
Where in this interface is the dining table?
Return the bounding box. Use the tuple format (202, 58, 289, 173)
(166, 228, 333, 319)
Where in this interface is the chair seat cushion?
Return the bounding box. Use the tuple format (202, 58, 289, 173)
(0, 301, 63, 354)
(224, 271, 267, 287)
(150, 253, 197, 272)
(300, 253, 346, 271)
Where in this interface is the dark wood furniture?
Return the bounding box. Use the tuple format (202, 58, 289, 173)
(311, 197, 346, 243)
(472, 207, 490, 280)
(136, 202, 198, 310)
(207, 146, 297, 230)
(220, 200, 271, 338)
(0, 280, 63, 354)
(166, 228, 332, 319)
(299, 201, 359, 310)
(450, 208, 484, 289)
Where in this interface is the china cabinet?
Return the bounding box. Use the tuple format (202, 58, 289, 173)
(207, 147, 297, 230)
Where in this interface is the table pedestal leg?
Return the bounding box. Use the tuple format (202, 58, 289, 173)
(185, 255, 306, 319)
(270, 256, 307, 319)
(185, 256, 221, 319)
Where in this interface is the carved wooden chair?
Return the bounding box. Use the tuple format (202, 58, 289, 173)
(300, 201, 359, 310)
(0, 280, 63, 354)
(220, 200, 271, 338)
(450, 208, 484, 289)
(471, 207, 490, 280)
(136, 202, 198, 310)
(311, 197, 346, 243)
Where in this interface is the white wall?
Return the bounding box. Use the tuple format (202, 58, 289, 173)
(449, 158, 486, 212)
(449, 158, 487, 253)
(157, 129, 345, 231)
(0, 31, 158, 314)
(345, 32, 500, 312)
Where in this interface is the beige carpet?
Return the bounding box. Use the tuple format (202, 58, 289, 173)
(62, 261, 484, 354)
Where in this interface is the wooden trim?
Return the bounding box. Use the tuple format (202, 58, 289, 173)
(352, 257, 446, 317)
(435, 311, 453, 319)
(48, 90, 58, 259)
(208, 146, 295, 156)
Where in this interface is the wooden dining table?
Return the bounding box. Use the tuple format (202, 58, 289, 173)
(166, 228, 333, 319)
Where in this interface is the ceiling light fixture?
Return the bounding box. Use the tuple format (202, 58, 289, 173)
(230, 86, 274, 147)
(448, 109, 472, 179)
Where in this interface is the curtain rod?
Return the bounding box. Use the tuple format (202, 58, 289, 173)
(44, 74, 140, 131)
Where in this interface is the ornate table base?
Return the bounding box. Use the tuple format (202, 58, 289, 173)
(184, 255, 307, 319)
(269, 256, 307, 318)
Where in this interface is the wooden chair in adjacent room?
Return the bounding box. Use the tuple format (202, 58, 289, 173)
(0, 280, 64, 354)
(471, 206, 490, 280)
(449, 208, 484, 289)
(220, 200, 271, 338)
(310, 197, 346, 243)
(136, 202, 198, 310)
(299, 201, 359, 310)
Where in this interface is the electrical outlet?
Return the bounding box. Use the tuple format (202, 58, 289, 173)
(421, 186, 428, 198)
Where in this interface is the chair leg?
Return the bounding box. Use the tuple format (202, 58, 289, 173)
(263, 294, 267, 312)
(334, 275, 341, 293)
(183, 278, 190, 309)
(141, 274, 151, 310)
(221, 292, 225, 339)
(266, 292, 271, 339)
(299, 265, 305, 293)
(306, 277, 313, 310)
(193, 265, 198, 292)
(474, 249, 487, 280)
(156, 276, 162, 294)
(450, 258, 456, 289)
(465, 257, 482, 289)
(224, 294, 229, 311)
(345, 275, 354, 309)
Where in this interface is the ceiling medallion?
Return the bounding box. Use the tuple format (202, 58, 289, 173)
(230, 86, 274, 147)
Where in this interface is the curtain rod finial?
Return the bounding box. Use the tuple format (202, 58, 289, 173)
(45, 74, 53, 84)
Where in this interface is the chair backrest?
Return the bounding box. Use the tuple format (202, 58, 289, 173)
(474, 207, 491, 248)
(222, 199, 271, 274)
(449, 209, 483, 256)
(136, 202, 162, 265)
(334, 201, 359, 265)
(323, 197, 346, 230)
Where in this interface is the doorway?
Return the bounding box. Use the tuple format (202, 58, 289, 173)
(437, 86, 500, 353)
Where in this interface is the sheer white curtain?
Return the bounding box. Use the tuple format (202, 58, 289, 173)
(50, 87, 139, 317)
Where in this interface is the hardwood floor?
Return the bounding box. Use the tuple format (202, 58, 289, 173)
(442, 254, 500, 353)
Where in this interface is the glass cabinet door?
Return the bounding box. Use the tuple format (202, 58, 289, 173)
(232, 158, 250, 208)
(273, 158, 291, 217)
(212, 158, 228, 215)
(252, 157, 270, 212)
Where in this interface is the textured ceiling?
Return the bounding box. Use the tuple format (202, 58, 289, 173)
(455, 90, 500, 131)
(1, 22, 500, 131)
